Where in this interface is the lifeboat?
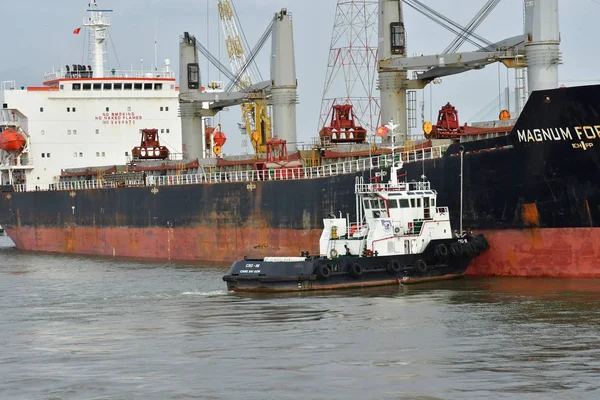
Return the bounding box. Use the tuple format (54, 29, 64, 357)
(0, 128, 26, 152)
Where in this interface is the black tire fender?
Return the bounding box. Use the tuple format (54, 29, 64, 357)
(450, 242, 463, 257)
(414, 259, 427, 273)
(315, 264, 331, 280)
(387, 260, 401, 274)
(349, 263, 363, 278)
(434, 243, 449, 260)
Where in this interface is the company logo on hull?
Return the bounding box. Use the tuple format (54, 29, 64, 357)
(516, 126, 600, 150)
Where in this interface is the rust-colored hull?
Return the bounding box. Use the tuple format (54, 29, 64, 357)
(5, 226, 600, 278)
(468, 228, 600, 279)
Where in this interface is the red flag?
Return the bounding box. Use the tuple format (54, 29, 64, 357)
(376, 125, 388, 137)
(73, 27, 81, 35)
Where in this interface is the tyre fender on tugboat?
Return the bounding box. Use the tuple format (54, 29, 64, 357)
(387, 260, 401, 274)
(434, 243, 449, 260)
(315, 264, 331, 280)
(349, 263, 363, 278)
(414, 259, 427, 273)
(450, 242, 464, 257)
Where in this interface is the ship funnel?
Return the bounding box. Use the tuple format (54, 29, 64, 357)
(270, 9, 298, 153)
(378, 0, 408, 144)
(179, 32, 205, 160)
(525, 0, 561, 94)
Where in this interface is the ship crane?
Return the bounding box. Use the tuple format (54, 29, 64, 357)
(179, 8, 298, 160)
(378, 0, 559, 143)
(218, 0, 271, 155)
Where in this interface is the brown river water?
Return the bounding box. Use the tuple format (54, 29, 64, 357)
(1, 246, 599, 399)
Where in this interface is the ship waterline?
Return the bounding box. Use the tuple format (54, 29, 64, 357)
(4, 226, 600, 279)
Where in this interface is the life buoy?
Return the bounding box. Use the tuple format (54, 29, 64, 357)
(387, 260, 401, 274)
(434, 243, 449, 260)
(349, 263, 363, 278)
(330, 249, 339, 258)
(315, 264, 331, 280)
(414, 259, 427, 273)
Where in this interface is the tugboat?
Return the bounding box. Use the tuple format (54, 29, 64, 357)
(223, 151, 489, 292)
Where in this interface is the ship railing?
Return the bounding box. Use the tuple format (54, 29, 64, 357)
(44, 69, 175, 82)
(21, 145, 449, 192)
(435, 207, 449, 216)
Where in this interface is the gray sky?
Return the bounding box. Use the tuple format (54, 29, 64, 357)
(2, 0, 599, 155)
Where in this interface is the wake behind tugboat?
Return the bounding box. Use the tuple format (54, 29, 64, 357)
(223, 152, 488, 292)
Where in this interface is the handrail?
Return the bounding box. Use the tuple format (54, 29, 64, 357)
(14, 145, 449, 193)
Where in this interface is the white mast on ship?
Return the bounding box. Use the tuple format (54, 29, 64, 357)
(83, 0, 112, 78)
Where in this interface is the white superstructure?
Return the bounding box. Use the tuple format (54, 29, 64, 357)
(0, 1, 181, 191)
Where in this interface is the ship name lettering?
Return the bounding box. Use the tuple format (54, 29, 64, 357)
(574, 125, 600, 140)
(517, 127, 573, 142)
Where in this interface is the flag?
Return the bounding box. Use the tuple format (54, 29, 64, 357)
(73, 27, 81, 35)
(376, 125, 388, 137)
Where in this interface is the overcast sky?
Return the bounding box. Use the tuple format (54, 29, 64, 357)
(2, 0, 599, 154)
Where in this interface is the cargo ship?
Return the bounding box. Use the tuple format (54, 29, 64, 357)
(1, 0, 600, 279)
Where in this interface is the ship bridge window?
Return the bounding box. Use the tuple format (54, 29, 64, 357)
(124, 83, 132, 90)
(93, 83, 101, 90)
(399, 199, 409, 208)
(103, 83, 112, 90)
(388, 199, 398, 209)
(165, 106, 169, 111)
(144, 83, 152, 90)
(410, 199, 416, 208)
(60, 84, 64, 90)
(370, 200, 379, 209)
(114, 83, 122, 90)
(73, 83, 81, 90)
(416, 198, 422, 207)
(154, 83, 162, 90)
(431, 198, 435, 207)
(3, 103, 7, 109)
(106, 107, 110, 112)
(83, 83, 91, 91)
(67, 107, 70, 112)
(73, 107, 76, 112)
(41, 153, 45, 158)
(134, 83, 143, 90)
(40, 107, 44, 112)
(363, 200, 371, 209)
(160, 107, 163, 112)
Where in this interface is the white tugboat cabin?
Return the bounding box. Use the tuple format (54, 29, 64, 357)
(320, 162, 452, 259)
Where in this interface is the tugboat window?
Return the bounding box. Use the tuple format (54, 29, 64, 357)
(187, 63, 200, 89)
(103, 83, 112, 90)
(154, 83, 162, 90)
(93, 83, 101, 90)
(134, 83, 143, 90)
(124, 83, 133, 90)
(144, 83, 152, 90)
(73, 83, 81, 90)
(82, 83, 91, 90)
(390, 22, 405, 55)
(388, 200, 398, 209)
(363, 200, 370, 209)
(399, 199, 409, 208)
(431, 198, 435, 207)
(371, 200, 379, 208)
(114, 83, 123, 90)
